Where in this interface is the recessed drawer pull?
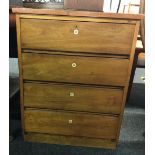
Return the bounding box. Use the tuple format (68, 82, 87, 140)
(69, 92, 75, 97)
(72, 63, 77, 68)
(68, 120, 73, 124)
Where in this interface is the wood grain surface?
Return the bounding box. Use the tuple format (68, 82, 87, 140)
(24, 109, 119, 139)
(21, 18, 135, 55)
(12, 8, 144, 20)
(24, 132, 117, 149)
(16, 15, 25, 135)
(24, 82, 123, 114)
(22, 53, 129, 86)
(13, 9, 142, 148)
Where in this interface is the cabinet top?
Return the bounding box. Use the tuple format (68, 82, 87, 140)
(12, 8, 144, 20)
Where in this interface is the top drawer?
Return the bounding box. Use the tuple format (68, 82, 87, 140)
(21, 18, 135, 55)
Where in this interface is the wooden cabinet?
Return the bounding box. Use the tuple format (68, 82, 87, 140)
(13, 8, 143, 149)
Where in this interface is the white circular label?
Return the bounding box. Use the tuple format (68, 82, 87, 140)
(74, 29, 79, 35)
(72, 63, 77, 68)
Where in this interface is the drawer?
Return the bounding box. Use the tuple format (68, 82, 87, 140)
(22, 53, 129, 86)
(24, 132, 117, 149)
(24, 82, 123, 114)
(21, 18, 135, 55)
(24, 110, 119, 139)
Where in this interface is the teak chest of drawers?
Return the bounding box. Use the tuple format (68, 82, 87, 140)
(13, 8, 143, 149)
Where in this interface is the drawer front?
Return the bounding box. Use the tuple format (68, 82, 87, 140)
(25, 133, 117, 149)
(24, 82, 123, 114)
(22, 53, 129, 86)
(24, 110, 119, 139)
(21, 18, 135, 55)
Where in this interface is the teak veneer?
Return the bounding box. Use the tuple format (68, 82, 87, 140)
(13, 8, 143, 149)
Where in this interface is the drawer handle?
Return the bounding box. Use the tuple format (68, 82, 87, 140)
(74, 29, 79, 35)
(74, 26, 79, 35)
(72, 63, 77, 68)
(70, 92, 75, 97)
(68, 120, 73, 124)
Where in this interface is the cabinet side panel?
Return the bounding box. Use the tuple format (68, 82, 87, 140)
(16, 14, 25, 134)
(115, 21, 140, 144)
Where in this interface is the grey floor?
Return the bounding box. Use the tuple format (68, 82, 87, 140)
(9, 78, 145, 155)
